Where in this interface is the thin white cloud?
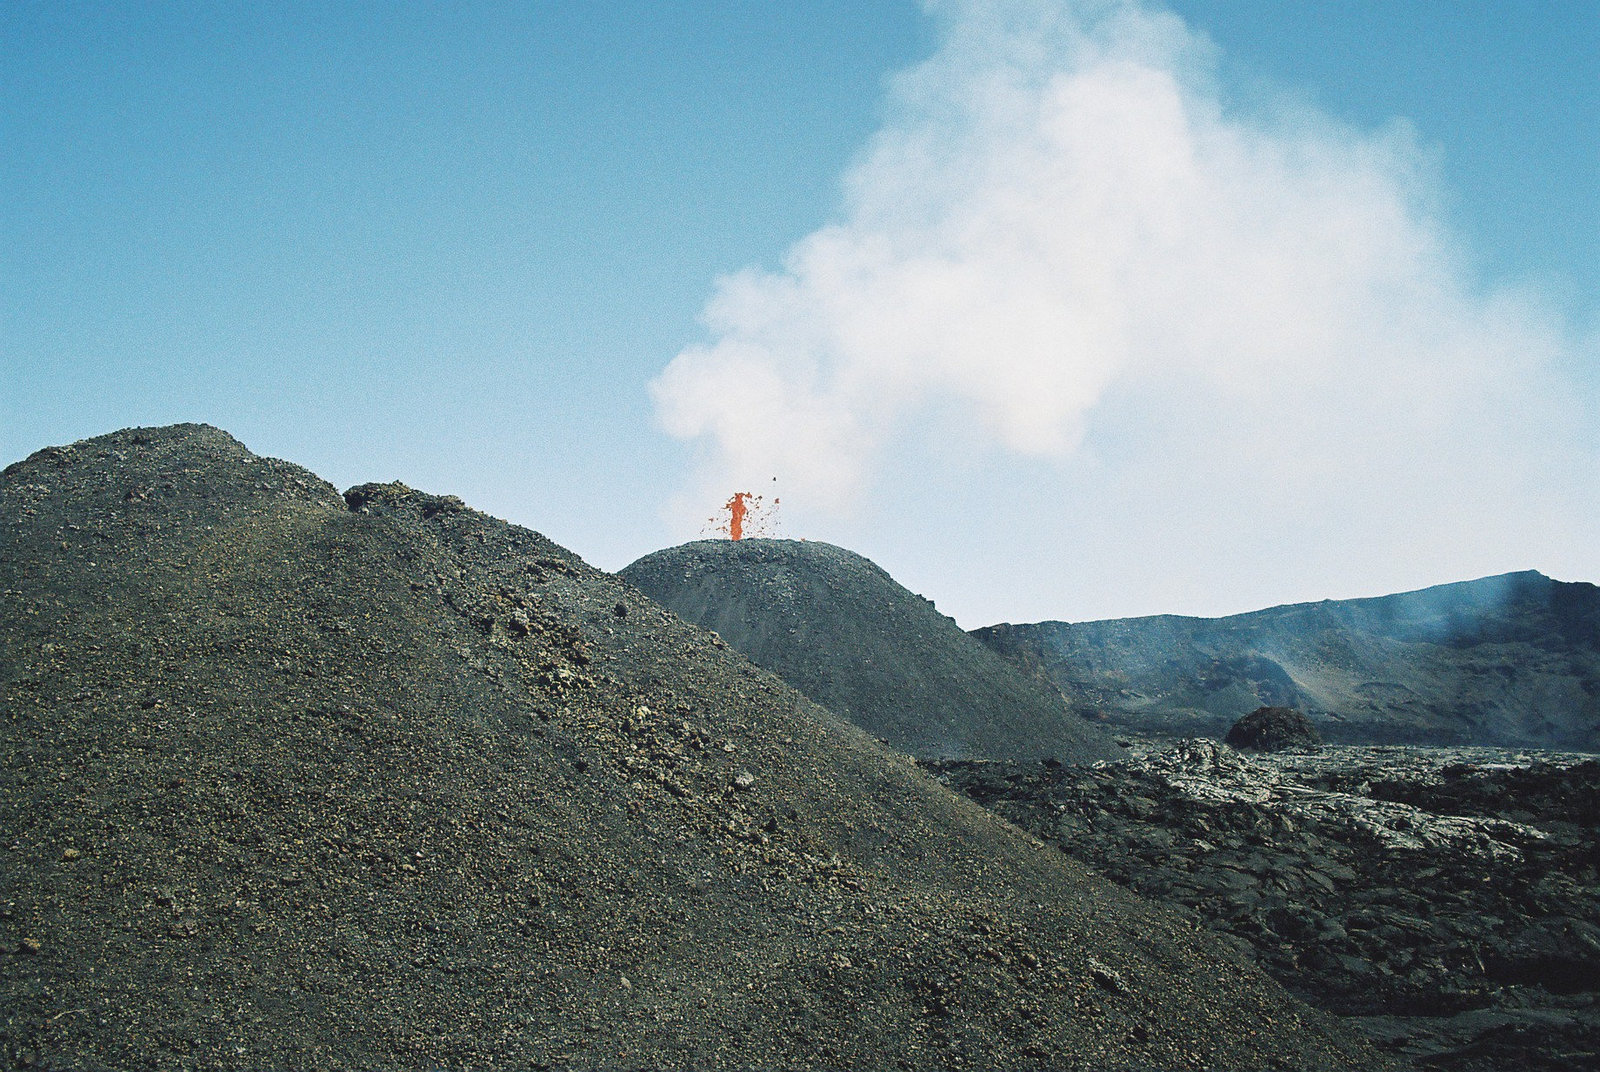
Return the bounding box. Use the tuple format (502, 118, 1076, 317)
(651, 0, 1596, 618)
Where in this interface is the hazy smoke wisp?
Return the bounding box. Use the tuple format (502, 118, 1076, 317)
(651, 0, 1595, 618)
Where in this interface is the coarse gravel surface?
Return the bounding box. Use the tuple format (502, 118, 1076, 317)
(0, 425, 1388, 1071)
(621, 539, 1121, 763)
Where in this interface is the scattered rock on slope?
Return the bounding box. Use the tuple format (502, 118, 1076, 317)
(0, 425, 1379, 1071)
(621, 539, 1121, 763)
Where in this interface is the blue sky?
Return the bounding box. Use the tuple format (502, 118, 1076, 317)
(4, 1, 1596, 625)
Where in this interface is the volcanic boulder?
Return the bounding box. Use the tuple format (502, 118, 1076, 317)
(0, 425, 1380, 1070)
(1226, 706, 1322, 752)
(621, 539, 1121, 763)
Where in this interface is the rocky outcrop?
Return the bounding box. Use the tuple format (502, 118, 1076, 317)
(1226, 706, 1322, 752)
(974, 573, 1600, 748)
(621, 539, 1121, 763)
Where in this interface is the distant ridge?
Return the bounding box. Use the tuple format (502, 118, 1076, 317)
(0, 424, 1376, 1070)
(621, 539, 1122, 763)
(975, 572, 1600, 748)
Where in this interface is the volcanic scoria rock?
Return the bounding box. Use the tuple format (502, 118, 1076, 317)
(0, 424, 1383, 1071)
(1226, 705, 1322, 752)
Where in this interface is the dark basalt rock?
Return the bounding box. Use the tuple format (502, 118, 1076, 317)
(927, 742, 1600, 1072)
(1226, 705, 1322, 752)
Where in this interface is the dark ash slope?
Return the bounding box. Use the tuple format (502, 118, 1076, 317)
(0, 425, 1380, 1071)
(620, 539, 1121, 763)
(975, 573, 1600, 748)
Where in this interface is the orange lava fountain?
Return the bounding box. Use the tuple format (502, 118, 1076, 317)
(725, 492, 752, 540)
(705, 486, 781, 541)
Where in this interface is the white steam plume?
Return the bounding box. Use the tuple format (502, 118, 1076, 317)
(651, 0, 1596, 619)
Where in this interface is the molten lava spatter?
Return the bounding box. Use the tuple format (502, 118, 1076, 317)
(705, 486, 781, 540)
(726, 492, 751, 540)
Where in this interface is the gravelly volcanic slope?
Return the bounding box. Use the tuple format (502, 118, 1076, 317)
(0, 425, 1383, 1071)
(975, 574, 1600, 748)
(620, 540, 1121, 763)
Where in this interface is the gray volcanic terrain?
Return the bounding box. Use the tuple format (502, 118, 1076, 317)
(930, 743, 1600, 1071)
(974, 573, 1600, 748)
(620, 539, 1122, 763)
(0, 425, 1379, 1071)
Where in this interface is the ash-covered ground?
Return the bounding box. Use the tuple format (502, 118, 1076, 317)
(928, 741, 1600, 1071)
(0, 424, 1384, 1071)
(621, 539, 1121, 764)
